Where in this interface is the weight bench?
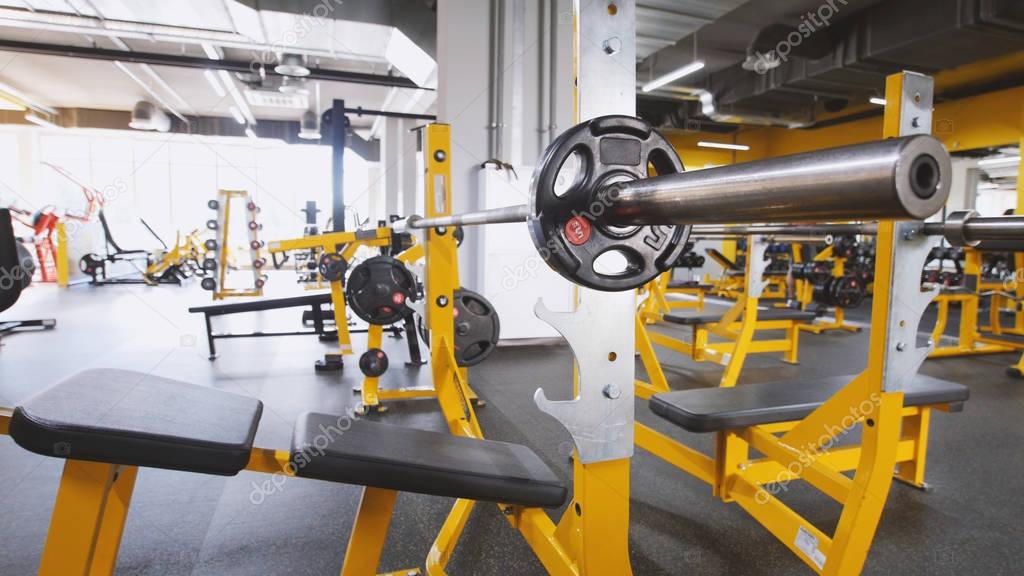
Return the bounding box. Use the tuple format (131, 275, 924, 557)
(650, 373, 968, 433)
(641, 373, 967, 493)
(2, 368, 566, 574)
(188, 293, 414, 363)
(188, 292, 336, 359)
(636, 303, 817, 396)
(662, 307, 817, 326)
(634, 370, 968, 571)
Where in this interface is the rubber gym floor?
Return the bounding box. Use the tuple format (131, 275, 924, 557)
(1, 284, 1022, 575)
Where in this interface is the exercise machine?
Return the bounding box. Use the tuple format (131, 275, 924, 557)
(0, 208, 56, 341)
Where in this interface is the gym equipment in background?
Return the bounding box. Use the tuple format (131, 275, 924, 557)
(0, 208, 55, 341)
(201, 190, 267, 299)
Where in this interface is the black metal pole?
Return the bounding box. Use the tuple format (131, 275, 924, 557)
(330, 99, 347, 233)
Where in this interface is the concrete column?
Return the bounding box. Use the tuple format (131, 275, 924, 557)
(399, 118, 419, 217)
(382, 117, 402, 218)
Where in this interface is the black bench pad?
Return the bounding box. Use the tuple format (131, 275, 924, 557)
(189, 292, 332, 315)
(662, 308, 817, 326)
(666, 281, 713, 290)
(9, 369, 263, 475)
(650, 374, 969, 433)
(291, 414, 567, 509)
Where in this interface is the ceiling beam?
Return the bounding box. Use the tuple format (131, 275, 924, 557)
(0, 38, 426, 90)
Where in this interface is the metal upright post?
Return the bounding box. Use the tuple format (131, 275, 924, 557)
(329, 99, 347, 233)
(529, 2, 638, 574)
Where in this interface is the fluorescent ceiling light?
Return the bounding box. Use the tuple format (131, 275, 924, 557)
(244, 127, 257, 139)
(204, 69, 225, 97)
(697, 141, 749, 151)
(978, 155, 1020, 167)
(275, 53, 310, 77)
(218, 70, 256, 124)
(201, 42, 223, 60)
(976, 182, 999, 190)
(0, 94, 24, 111)
(641, 60, 705, 93)
(25, 112, 59, 129)
(229, 106, 245, 124)
(385, 29, 437, 88)
(869, 97, 886, 106)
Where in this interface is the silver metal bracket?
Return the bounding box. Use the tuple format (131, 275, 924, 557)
(533, 291, 635, 463)
(882, 221, 939, 391)
(746, 235, 769, 299)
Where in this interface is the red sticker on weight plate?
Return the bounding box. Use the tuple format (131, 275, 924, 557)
(392, 292, 406, 305)
(564, 216, 591, 246)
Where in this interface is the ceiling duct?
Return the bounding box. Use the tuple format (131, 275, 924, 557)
(128, 101, 170, 132)
(236, 0, 437, 59)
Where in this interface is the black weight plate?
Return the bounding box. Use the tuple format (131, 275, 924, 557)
(527, 115, 689, 291)
(319, 253, 348, 282)
(452, 288, 500, 367)
(345, 256, 417, 325)
(358, 348, 389, 377)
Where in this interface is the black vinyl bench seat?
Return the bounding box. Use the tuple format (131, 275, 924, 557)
(188, 292, 340, 358)
(290, 414, 568, 509)
(9, 369, 263, 475)
(650, 374, 969, 433)
(662, 308, 817, 326)
(666, 281, 713, 290)
(188, 292, 333, 316)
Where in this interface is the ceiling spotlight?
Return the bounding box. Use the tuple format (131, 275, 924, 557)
(279, 76, 309, 95)
(298, 109, 321, 140)
(275, 53, 310, 77)
(741, 51, 780, 73)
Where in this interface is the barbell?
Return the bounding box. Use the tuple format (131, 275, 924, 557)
(687, 212, 1024, 248)
(395, 115, 957, 291)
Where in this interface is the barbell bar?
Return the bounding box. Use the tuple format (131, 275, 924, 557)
(687, 212, 1024, 248)
(395, 115, 955, 291)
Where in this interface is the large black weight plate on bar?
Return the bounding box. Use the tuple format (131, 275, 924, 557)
(452, 288, 500, 367)
(528, 115, 690, 291)
(345, 256, 417, 326)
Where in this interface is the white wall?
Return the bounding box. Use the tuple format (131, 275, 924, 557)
(437, 0, 576, 338)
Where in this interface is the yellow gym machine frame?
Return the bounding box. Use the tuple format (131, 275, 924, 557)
(265, 226, 461, 412)
(637, 270, 706, 322)
(632, 70, 950, 575)
(636, 234, 806, 394)
(793, 244, 863, 333)
(929, 248, 1024, 357)
(142, 229, 205, 285)
(706, 244, 788, 300)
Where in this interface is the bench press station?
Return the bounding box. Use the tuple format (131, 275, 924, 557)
(636, 234, 817, 394)
(3, 7, 1021, 571)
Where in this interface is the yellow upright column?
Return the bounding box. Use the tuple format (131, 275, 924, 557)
(55, 221, 69, 287)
